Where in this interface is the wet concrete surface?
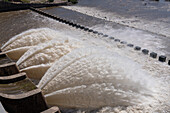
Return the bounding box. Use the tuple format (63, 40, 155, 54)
(0, 10, 38, 46)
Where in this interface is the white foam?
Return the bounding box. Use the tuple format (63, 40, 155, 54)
(1, 28, 63, 60)
(39, 47, 158, 108)
(3, 27, 169, 111)
(17, 37, 85, 79)
(92, 25, 167, 55)
(62, 6, 170, 38)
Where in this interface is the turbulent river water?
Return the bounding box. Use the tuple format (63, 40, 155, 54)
(0, 0, 170, 113)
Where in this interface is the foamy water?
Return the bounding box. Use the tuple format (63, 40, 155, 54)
(39, 47, 159, 109)
(43, 5, 170, 57)
(91, 25, 168, 56)
(17, 37, 85, 79)
(62, 5, 170, 38)
(1, 27, 170, 112)
(1, 28, 59, 60)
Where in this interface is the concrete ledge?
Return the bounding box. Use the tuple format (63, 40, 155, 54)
(0, 52, 58, 113)
(0, 53, 13, 67)
(0, 72, 26, 84)
(0, 89, 48, 113)
(0, 74, 48, 113)
(0, 53, 7, 59)
(0, 62, 19, 76)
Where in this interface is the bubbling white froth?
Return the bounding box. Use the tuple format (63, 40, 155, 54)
(17, 38, 85, 79)
(2, 28, 166, 111)
(1, 28, 65, 60)
(38, 47, 158, 109)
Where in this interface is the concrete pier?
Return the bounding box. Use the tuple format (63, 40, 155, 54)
(0, 53, 60, 113)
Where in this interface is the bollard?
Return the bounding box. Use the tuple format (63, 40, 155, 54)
(64, 20, 70, 25)
(0, 53, 7, 59)
(61, 19, 67, 23)
(75, 24, 81, 28)
(68, 22, 73, 26)
(88, 29, 93, 32)
(58, 18, 63, 21)
(67, 22, 73, 25)
(93, 31, 98, 34)
(71, 23, 76, 27)
(76, 24, 80, 28)
(134, 46, 141, 51)
(127, 44, 134, 47)
(84, 28, 89, 31)
(114, 39, 120, 42)
(56, 17, 61, 20)
(168, 60, 170, 65)
(103, 35, 108, 37)
(120, 41, 127, 44)
(0, 54, 12, 65)
(142, 49, 149, 54)
(159, 55, 166, 62)
(98, 33, 103, 35)
(59, 19, 64, 23)
(109, 37, 114, 40)
(57, 18, 62, 22)
(150, 52, 157, 58)
(79, 26, 85, 29)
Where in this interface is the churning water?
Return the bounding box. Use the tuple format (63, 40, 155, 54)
(1, 27, 170, 112)
(59, 0, 170, 57)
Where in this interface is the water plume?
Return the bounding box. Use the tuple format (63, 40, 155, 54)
(17, 38, 85, 79)
(1, 27, 167, 111)
(1, 28, 64, 60)
(38, 47, 158, 109)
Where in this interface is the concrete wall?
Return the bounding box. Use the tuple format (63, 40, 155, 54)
(0, 1, 29, 12)
(0, 1, 67, 12)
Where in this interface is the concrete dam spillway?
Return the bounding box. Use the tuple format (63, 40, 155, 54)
(1, 28, 170, 112)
